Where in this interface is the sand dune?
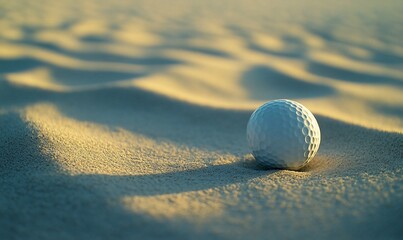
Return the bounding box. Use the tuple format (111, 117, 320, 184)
(0, 0, 402, 239)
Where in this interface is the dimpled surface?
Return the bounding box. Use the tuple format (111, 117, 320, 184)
(247, 99, 321, 170)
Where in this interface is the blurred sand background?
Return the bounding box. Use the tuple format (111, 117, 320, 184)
(0, 0, 402, 239)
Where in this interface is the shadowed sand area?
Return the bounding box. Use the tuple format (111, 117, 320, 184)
(0, 0, 402, 239)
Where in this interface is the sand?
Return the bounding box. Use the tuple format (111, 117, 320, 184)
(0, 0, 402, 239)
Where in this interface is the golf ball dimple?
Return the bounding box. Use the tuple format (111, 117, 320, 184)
(247, 99, 321, 170)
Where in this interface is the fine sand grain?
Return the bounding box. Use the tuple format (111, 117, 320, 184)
(0, 0, 402, 239)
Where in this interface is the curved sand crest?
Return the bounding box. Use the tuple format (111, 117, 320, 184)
(0, 85, 402, 239)
(1, 0, 403, 239)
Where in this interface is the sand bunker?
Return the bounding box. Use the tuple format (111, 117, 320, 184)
(0, 0, 402, 239)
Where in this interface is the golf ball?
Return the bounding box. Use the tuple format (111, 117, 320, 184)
(247, 99, 321, 170)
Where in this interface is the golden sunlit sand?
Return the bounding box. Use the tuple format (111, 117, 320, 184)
(0, 0, 402, 239)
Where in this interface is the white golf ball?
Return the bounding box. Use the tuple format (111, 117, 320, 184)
(247, 99, 321, 170)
